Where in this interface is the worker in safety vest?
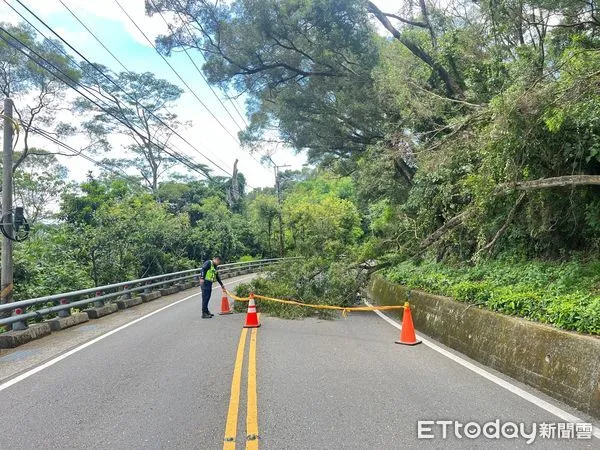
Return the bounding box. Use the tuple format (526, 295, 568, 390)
(199, 256, 224, 318)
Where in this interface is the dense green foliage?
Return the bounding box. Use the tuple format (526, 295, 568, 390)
(9, 174, 262, 300)
(14, 226, 92, 300)
(235, 258, 363, 319)
(386, 259, 600, 335)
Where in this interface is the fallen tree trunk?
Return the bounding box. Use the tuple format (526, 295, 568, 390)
(496, 175, 600, 194)
(420, 174, 600, 250)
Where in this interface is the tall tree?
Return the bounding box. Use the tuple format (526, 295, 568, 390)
(0, 22, 80, 173)
(77, 66, 207, 194)
(248, 192, 279, 256)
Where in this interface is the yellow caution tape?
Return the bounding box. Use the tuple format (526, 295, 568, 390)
(225, 290, 407, 317)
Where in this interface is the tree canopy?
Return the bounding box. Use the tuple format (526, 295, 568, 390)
(147, 0, 600, 261)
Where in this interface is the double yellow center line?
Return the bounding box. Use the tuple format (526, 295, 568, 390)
(223, 326, 259, 449)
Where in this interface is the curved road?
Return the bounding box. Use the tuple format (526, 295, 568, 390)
(0, 274, 598, 449)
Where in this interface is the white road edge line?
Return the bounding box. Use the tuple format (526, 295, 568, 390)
(0, 275, 256, 393)
(365, 300, 600, 439)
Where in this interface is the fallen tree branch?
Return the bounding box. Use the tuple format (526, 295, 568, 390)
(357, 261, 393, 274)
(477, 193, 526, 258)
(420, 211, 469, 250)
(382, 12, 428, 28)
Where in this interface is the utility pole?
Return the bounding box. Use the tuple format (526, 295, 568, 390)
(269, 157, 290, 258)
(1, 98, 14, 307)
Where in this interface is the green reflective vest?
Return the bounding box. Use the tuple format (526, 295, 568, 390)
(205, 262, 218, 282)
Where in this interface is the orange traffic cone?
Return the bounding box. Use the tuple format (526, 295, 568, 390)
(219, 290, 233, 315)
(243, 293, 261, 328)
(395, 302, 421, 345)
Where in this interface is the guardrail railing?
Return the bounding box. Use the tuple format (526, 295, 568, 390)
(0, 258, 299, 330)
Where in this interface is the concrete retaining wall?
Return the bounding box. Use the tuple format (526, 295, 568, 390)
(367, 275, 600, 419)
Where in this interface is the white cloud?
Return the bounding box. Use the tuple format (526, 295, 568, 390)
(54, 26, 91, 47)
(64, 0, 168, 47)
(0, 4, 20, 23)
(6, 0, 168, 46)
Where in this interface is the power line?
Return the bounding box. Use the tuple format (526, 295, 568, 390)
(56, 0, 239, 174)
(149, 0, 268, 170)
(57, 0, 130, 74)
(229, 95, 250, 126)
(171, 0, 250, 129)
(0, 24, 211, 181)
(115, 0, 274, 187)
(150, 0, 249, 130)
(225, 93, 250, 130)
(7, 0, 233, 179)
(54, 0, 233, 174)
(27, 125, 139, 182)
(7, 1, 267, 190)
(0, 21, 223, 183)
(113, 0, 242, 145)
(56, 0, 269, 186)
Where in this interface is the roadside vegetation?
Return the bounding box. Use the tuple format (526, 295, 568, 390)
(386, 259, 600, 334)
(234, 257, 364, 319)
(3, 1, 600, 333)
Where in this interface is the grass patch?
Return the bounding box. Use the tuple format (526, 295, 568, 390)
(385, 258, 600, 335)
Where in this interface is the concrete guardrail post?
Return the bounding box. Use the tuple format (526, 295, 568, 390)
(11, 307, 28, 331)
(58, 298, 71, 318)
(93, 291, 104, 308)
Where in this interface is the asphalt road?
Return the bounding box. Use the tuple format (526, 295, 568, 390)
(0, 274, 598, 449)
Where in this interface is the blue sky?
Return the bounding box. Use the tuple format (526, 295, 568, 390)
(1, 0, 396, 188)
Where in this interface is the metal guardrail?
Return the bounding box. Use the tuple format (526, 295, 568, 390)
(0, 258, 299, 329)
